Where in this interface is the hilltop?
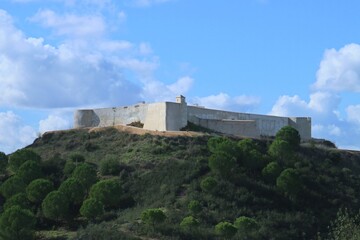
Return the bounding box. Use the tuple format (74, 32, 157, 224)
(1, 125, 360, 240)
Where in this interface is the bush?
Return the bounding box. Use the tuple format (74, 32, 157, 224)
(8, 149, 41, 173)
(215, 221, 237, 239)
(276, 168, 302, 197)
(99, 156, 121, 176)
(238, 139, 265, 170)
(200, 176, 217, 192)
(72, 163, 97, 190)
(3, 193, 31, 210)
(188, 200, 202, 215)
(26, 178, 54, 204)
(0, 176, 26, 199)
(0, 205, 36, 240)
(234, 216, 259, 237)
(275, 126, 300, 149)
(69, 153, 85, 164)
(89, 178, 123, 208)
(141, 208, 166, 226)
(58, 177, 86, 205)
(180, 216, 200, 230)
(17, 160, 43, 184)
(80, 198, 104, 220)
(63, 160, 77, 177)
(262, 162, 282, 183)
(268, 139, 293, 162)
(208, 137, 239, 158)
(42, 190, 70, 221)
(209, 152, 236, 177)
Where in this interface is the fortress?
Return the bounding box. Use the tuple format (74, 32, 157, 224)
(74, 96, 311, 140)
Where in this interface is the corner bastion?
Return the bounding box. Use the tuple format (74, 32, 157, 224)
(74, 96, 311, 140)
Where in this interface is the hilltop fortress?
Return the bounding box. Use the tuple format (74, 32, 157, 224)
(74, 96, 311, 140)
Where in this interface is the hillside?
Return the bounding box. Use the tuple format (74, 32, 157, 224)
(1, 126, 360, 240)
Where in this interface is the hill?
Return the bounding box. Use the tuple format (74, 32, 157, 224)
(1, 125, 360, 239)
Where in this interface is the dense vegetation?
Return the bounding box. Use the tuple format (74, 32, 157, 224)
(0, 126, 360, 239)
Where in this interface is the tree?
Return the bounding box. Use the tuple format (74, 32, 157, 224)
(215, 221, 237, 239)
(275, 126, 300, 149)
(42, 190, 70, 221)
(276, 168, 302, 197)
(26, 178, 54, 204)
(262, 162, 282, 183)
(209, 152, 236, 177)
(180, 216, 199, 230)
(58, 177, 86, 205)
(63, 160, 76, 177)
(200, 176, 217, 192)
(0, 151, 8, 174)
(89, 178, 123, 208)
(99, 156, 121, 176)
(17, 160, 43, 184)
(80, 198, 104, 220)
(238, 139, 265, 170)
(72, 163, 97, 190)
(141, 208, 166, 227)
(3, 193, 32, 211)
(208, 137, 239, 158)
(268, 139, 293, 162)
(188, 200, 202, 215)
(234, 216, 259, 237)
(0, 176, 26, 199)
(0, 205, 36, 240)
(69, 153, 85, 164)
(8, 149, 41, 173)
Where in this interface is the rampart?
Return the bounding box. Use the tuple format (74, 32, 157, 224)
(74, 96, 311, 140)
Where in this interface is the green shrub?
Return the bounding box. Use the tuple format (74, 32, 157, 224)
(209, 152, 236, 177)
(63, 160, 77, 177)
(89, 178, 123, 208)
(200, 176, 217, 192)
(268, 139, 293, 162)
(8, 149, 41, 173)
(80, 198, 104, 220)
(69, 153, 85, 164)
(72, 163, 97, 190)
(215, 221, 237, 239)
(3, 193, 32, 210)
(262, 162, 282, 183)
(42, 190, 70, 221)
(17, 160, 43, 184)
(0, 176, 26, 199)
(0, 205, 36, 240)
(58, 177, 86, 205)
(275, 126, 300, 149)
(0, 151, 8, 174)
(141, 208, 166, 226)
(234, 216, 259, 236)
(208, 137, 239, 158)
(188, 200, 202, 215)
(99, 156, 121, 176)
(180, 216, 200, 230)
(26, 178, 54, 204)
(276, 168, 302, 197)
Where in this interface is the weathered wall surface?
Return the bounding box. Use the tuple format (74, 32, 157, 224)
(165, 102, 188, 131)
(143, 103, 167, 131)
(289, 117, 312, 140)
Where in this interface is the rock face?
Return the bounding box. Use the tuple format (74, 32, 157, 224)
(74, 96, 311, 140)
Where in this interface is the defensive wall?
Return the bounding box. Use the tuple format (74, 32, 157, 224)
(74, 96, 311, 140)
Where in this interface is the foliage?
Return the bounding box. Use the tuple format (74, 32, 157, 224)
(63, 160, 77, 177)
(99, 155, 121, 176)
(268, 139, 293, 162)
(237, 139, 265, 170)
(209, 152, 236, 177)
(58, 177, 86, 205)
(0, 176, 26, 199)
(17, 160, 43, 184)
(326, 208, 360, 240)
(3, 193, 31, 210)
(72, 163, 97, 190)
(188, 200, 202, 215)
(180, 216, 199, 230)
(26, 178, 54, 204)
(200, 176, 217, 192)
(74, 222, 140, 240)
(141, 208, 166, 226)
(208, 137, 239, 157)
(8, 149, 41, 173)
(276, 168, 302, 197)
(215, 221, 237, 239)
(262, 161, 282, 183)
(275, 126, 301, 149)
(0, 205, 36, 240)
(234, 216, 259, 236)
(42, 190, 70, 221)
(69, 153, 85, 164)
(89, 178, 123, 208)
(0, 151, 8, 174)
(80, 198, 104, 220)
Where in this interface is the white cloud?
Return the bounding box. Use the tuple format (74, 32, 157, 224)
(314, 43, 360, 92)
(31, 10, 106, 38)
(346, 105, 360, 125)
(193, 93, 260, 111)
(0, 111, 37, 154)
(39, 114, 71, 134)
(131, 0, 173, 7)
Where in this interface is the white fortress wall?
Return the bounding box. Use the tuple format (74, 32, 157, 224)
(143, 102, 167, 131)
(165, 102, 188, 131)
(289, 117, 312, 140)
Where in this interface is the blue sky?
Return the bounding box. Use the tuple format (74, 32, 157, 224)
(1, 0, 360, 153)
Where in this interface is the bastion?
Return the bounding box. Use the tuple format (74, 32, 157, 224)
(74, 96, 311, 140)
